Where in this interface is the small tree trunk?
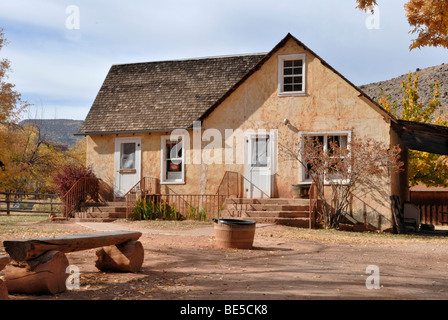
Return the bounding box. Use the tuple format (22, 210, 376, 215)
(3, 250, 69, 295)
(95, 241, 144, 273)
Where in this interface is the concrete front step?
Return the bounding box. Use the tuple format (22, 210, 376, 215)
(225, 198, 309, 205)
(85, 206, 127, 213)
(75, 201, 127, 221)
(75, 211, 127, 219)
(71, 217, 117, 222)
(243, 216, 310, 228)
(222, 209, 309, 218)
(223, 198, 311, 228)
(226, 203, 309, 211)
(84, 201, 127, 208)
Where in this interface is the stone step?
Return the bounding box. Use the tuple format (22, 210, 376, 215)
(71, 217, 117, 223)
(222, 209, 309, 218)
(226, 203, 309, 211)
(225, 198, 309, 205)
(84, 201, 127, 208)
(223, 216, 310, 228)
(85, 206, 127, 213)
(75, 201, 128, 221)
(75, 211, 127, 219)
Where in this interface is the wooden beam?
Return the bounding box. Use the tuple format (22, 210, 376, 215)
(3, 231, 142, 262)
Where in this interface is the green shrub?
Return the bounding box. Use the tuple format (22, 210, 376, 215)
(133, 197, 181, 221)
(187, 205, 208, 221)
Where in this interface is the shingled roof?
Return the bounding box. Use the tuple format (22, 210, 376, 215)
(78, 53, 266, 134)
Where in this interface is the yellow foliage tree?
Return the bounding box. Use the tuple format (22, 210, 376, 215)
(378, 72, 448, 187)
(0, 29, 86, 193)
(356, 0, 448, 50)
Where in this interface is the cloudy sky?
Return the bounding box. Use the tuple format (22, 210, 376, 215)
(0, 0, 447, 121)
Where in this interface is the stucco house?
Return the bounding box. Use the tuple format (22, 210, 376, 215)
(76, 33, 448, 230)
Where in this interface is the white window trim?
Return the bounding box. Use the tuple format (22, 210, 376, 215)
(298, 131, 352, 184)
(278, 53, 306, 96)
(161, 135, 186, 185)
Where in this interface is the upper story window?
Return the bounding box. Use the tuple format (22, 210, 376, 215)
(278, 53, 306, 96)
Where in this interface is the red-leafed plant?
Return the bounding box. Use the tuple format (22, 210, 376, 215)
(52, 165, 97, 198)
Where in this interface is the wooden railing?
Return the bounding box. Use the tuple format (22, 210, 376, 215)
(0, 192, 61, 216)
(410, 190, 448, 226)
(137, 193, 227, 221)
(126, 172, 243, 221)
(308, 180, 319, 229)
(216, 171, 242, 198)
(61, 177, 100, 218)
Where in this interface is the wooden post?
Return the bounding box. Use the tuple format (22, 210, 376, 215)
(3, 250, 69, 295)
(95, 241, 144, 273)
(0, 255, 10, 300)
(6, 193, 10, 216)
(50, 195, 54, 215)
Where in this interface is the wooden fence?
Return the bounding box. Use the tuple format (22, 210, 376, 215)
(410, 191, 448, 226)
(0, 192, 61, 216)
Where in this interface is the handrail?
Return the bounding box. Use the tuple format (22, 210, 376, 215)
(61, 177, 99, 218)
(309, 178, 320, 229)
(216, 171, 241, 198)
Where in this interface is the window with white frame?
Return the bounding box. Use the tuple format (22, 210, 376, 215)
(300, 132, 351, 183)
(161, 136, 185, 184)
(278, 53, 306, 95)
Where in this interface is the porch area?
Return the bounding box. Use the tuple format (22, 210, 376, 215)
(60, 171, 319, 229)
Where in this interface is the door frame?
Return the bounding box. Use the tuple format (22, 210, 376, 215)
(244, 131, 277, 198)
(114, 136, 142, 197)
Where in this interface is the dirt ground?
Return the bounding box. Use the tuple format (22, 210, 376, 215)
(1, 218, 448, 301)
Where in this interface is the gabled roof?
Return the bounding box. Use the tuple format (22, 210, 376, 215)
(78, 54, 265, 135)
(79, 33, 394, 135)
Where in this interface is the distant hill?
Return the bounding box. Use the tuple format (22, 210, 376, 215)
(19, 119, 84, 147)
(359, 63, 448, 118)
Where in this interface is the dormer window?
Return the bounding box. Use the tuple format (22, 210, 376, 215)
(278, 53, 306, 96)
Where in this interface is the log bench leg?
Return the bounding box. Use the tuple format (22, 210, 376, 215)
(0, 255, 10, 300)
(3, 250, 69, 295)
(0, 280, 8, 300)
(95, 241, 144, 273)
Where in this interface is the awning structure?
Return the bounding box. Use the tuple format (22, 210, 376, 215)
(392, 120, 448, 156)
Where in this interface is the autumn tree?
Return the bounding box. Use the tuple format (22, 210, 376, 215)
(378, 72, 448, 187)
(356, 0, 448, 50)
(0, 28, 27, 123)
(0, 29, 86, 193)
(280, 136, 403, 229)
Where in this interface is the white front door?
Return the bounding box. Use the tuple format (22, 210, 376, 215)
(244, 132, 276, 198)
(114, 137, 141, 197)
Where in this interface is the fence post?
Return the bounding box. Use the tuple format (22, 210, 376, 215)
(6, 193, 10, 216)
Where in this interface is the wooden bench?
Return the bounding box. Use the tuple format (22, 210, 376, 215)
(1, 231, 144, 295)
